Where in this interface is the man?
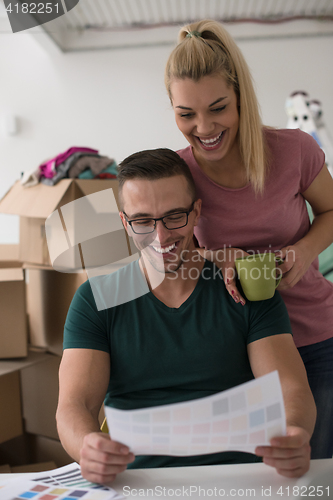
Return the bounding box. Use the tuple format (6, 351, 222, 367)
(56, 149, 316, 484)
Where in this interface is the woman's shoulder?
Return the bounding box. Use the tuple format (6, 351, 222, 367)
(264, 126, 299, 142)
(176, 145, 193, 161)
(263, 127, 325, 189)
(263, 126, 319, 151)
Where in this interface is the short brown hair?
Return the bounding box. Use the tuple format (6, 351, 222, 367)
(117, 148, 197, 210)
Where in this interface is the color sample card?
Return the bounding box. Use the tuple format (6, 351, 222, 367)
(105, 371, 286, 456)
(0, 463, 123, 500)
(0, 482, 122, 500)
(28, 463, 112, 490)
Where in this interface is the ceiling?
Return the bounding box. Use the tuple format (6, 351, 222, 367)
(62, 0, 333, 31)
(2, 0, 333, 52)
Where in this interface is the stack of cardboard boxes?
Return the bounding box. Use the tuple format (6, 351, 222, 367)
(0, 178, 131, 471)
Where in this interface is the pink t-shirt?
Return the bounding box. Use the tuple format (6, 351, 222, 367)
(178, 127, 333, 347)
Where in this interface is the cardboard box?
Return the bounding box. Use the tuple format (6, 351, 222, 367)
(0, 349, 54, 446)
(0, 348, 54, 376)
(0, 434, 31, 467)
(0, 269, 27, 358)
(0, 433, 71, 468)
(0, 464, 11, 472)
(0, 246, 28, 358)
(17, 351, 105, 455)
(25, 267, 87, 355)
(0, 244, 19, 264)
(29, 435, 72, 468)
(20, 354, 61, 440)
(0, 179, 132, 268)
(0, 350, 68, 466)
(11, 461, 57, 473)
(0, 371, 23, 444)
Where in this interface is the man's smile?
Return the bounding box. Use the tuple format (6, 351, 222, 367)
(149, 241, 180, 260)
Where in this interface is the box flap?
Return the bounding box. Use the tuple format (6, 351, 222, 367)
(0, 268, 24, 282)
(75, 179, 119, 205)
(22, 262, 54, 270)
(0, 179, 73, 218)
(0, 261, 22, 269)
(0, 349, 51, 377)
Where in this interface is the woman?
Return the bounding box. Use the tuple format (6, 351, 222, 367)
(165, 19, 333, 459)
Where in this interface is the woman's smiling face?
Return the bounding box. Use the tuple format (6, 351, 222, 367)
(170, 74, 240, 167)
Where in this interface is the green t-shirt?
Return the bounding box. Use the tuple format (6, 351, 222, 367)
(64, 260, 292, 469)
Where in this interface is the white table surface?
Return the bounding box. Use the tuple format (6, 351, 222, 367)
(113, 459, 333, 499)
(1, 459, 332, 499)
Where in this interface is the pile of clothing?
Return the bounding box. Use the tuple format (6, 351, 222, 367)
(21, 147, 118, 188)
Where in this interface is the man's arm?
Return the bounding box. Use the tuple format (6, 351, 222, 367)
(56, 348, 135, 484)
(247, 334, 316, 478)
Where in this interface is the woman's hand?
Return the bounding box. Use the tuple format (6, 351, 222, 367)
(197, 247, 248, 305)
(275, 241, 314, 290)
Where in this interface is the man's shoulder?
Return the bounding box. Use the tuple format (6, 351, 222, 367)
(199, 260, 228, 297)
(246, 290, 292, 342)
(201, 259, 224, 279)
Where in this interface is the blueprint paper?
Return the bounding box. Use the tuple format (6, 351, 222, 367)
(105, 371, 286, 456)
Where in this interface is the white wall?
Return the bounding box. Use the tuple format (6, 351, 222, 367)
(1, 27, 332, 243)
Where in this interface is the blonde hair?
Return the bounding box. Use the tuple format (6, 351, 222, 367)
(165, 19, 268, 194)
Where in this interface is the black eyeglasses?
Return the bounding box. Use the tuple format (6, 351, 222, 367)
(123, 202, 195, 234)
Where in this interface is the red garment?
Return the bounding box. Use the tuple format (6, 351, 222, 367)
(178, 128, 333, 348)
(39, 147, 98, 179)
(95, 173, 117, 179)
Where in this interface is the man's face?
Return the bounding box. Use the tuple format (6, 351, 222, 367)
(120, 175, 201, 274)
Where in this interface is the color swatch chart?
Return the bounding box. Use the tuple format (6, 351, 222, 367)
(0, 463, 123, 500)
(105, 371, 286, 456)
